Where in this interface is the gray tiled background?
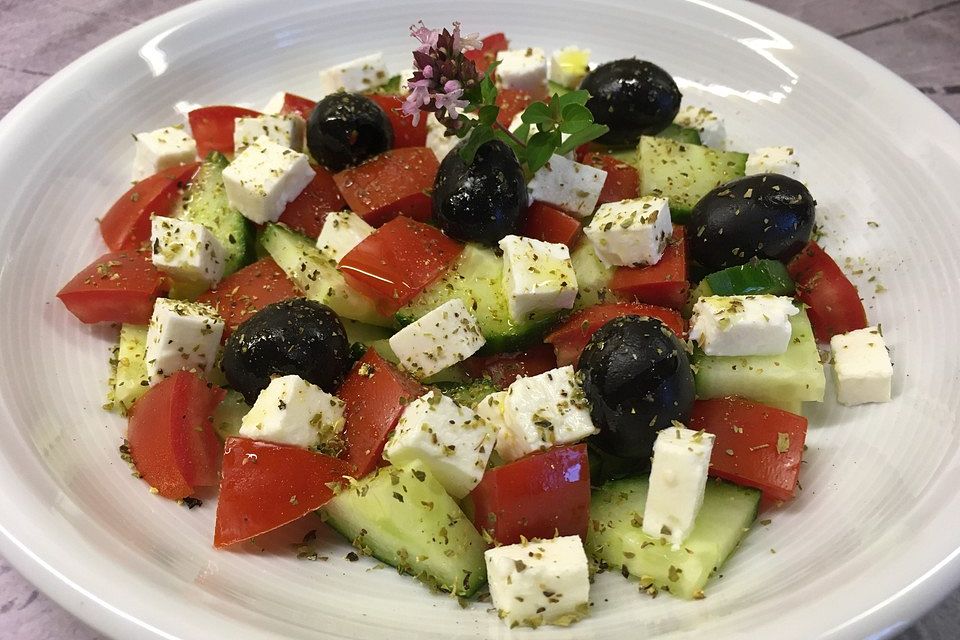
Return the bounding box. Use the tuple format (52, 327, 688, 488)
(1, 1, 958, 638)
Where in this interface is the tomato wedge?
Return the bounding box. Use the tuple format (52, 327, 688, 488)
(461, 344, 558, 388)
(469, 444, 591, 545)
(582, 152, 640, 205)
(127, 371, 225, 500)
(196, 257, 299, 339)
(57, 249, 169, 324)
(464, 32, 509, 75)
(519, 201, 582, 248)
(277, 92, 316, 119)
(339, 349, 426, 478)
(495, 89, 534, 127)
(545, 302, 686, 367)
(366, 94, 428, 148)
(99, 163, 199, 251)
(609, 225, 689, 310)
(333, 148, 439, 227)
(787, 241, 868, 343)
(214, 437, 354, 547)
(276, 166, 345, 239)
(688, 396, 808, 505)
(188, 105, 261, 158)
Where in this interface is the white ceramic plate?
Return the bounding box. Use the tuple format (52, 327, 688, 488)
(1, 0, 959, 638)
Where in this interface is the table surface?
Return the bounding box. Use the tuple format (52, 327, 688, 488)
(1, 1, 958, 639)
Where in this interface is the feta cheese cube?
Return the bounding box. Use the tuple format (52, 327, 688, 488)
(527, 154, 606, 218)
(383, 390, 496, 499)
(549, 46, 590, 89)
(475, 391, 507, 428)
(318, 53, 389, 95)
(144, 298, 224, 383)
(690, 295, 799, 356)
(316, 210, 374, 263)
(496, 48, 549, 99)
(673, 105, 726, 149)
(239, 375, 345, 449)
(262, 91, 287, 114)
(426, 114, 460, 161)
(485, 535, 590, 628)
(583, 196, 673, 267)
(745, 146, 800, 180)
(499, 235, 578, 321)
(388, 299, 486, 378)
(496, 366, 597, 462)
(150, 217, 226, 286)
(233, 114, 305, 152)
(642, 426, 716, 547)
(830, 326, 893, 405)
(132, 126, 197, 181)
(222, 135, 315, 224)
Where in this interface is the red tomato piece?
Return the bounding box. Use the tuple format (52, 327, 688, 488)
(188, 105, 261, 158)
(338, 216, 463, 314)
(689, 397, 808, 505)
(366, 94, 428, 148)
(582, 152, 640, 205)
(470, 444, 591, 545)
(99, 163, 199, 251)
(276, 166, 345, 239)
(461, 344, 558, 388)
(56, 250, 169, 324)
(518, 202, 582, 248)
(495, 89, 535, 127)
(339, 350, 427, 478)
(127, 371, 225, 500)
(333, 148, 439, 227)
(214, 437, 354, 547)
(545, 302, 686, 367)
(277, 92, 316, 119)
(464, 32, 509, 75)
(196, 257, 299, 339)
(609, 226, 689, 310)
(787, 241, 868, 343)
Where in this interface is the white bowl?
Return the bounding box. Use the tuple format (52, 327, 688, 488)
(1, 0, 959, 638)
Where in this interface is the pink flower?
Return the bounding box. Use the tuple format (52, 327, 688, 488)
(451, 22, 481, 53)
(410, 21, 439, 54)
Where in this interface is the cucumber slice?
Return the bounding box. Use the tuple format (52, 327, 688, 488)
(113, 324, 149, 414)
(322, 461, 487, 596)
(182, 152, 255, 275)
(586, 476, 760, 599)
(212, 389, 248, 440)
(433, 378, 500, 409)
(656, 124, 702, 145)
(638, 136, 747, 223)
(693, 308, 826, 405)
(258, 223, 391, 327)
(396, 243, 556, 353)
(342, 319, 393, 346)
(570, 241, 616, 310)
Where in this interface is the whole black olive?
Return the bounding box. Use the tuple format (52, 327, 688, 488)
(221, 298, 351, 404)
(432, 139, 528, 245)
(579, 316, 695, 463)
(580, 58, 682, 147)
(689, 173, 816, 271)
(306, 93, 393, 171)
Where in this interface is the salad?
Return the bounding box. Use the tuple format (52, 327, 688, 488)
(54, 21, 895, 629)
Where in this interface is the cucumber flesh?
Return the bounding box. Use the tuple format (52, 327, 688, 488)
(586, 476, 760, 599)
(322, 461, 488, 596)
(570, 241, 616, 310)
(433, 378, 500, 409)
(112, 324, 149, 414)
(212, 389, 248, 440)
(656, 124, 702, 145)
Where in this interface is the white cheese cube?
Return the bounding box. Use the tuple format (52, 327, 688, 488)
(144, 298, 224, 383)
(383, 390, 495, 499)
(495, 48, 549, 99)
(642, 426, 716, 547)
(222, 135, 316, 224)
(830, 326, 893, 405)
(673, 105, 726, 149)
(262, 91, 287, 114)
(233, 114, 305, 152)
(690, 295, 799, 356)
(239, 375, 345, 449)
(318, 53, 389, 95)
(485, 535, 590, 628)
(549, 46, 590, 89)
(497, 366, 597, 462)
(388, 299, 486, 378)
(316, 210, 374, 263)
(475, 391, 507, 429)
(583, 196, 673, 267)
(745, 146, 800, 180)
(132, 126, 197, 181)
(527, 154, 606, 218)
(499, 235, 578, 322)
(150, 217, 225, 286)
(426, 114, 460, 161)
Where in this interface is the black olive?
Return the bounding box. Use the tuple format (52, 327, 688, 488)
(580, 58, 682, 147)
(689, 173, 816, 271)
(432, 139, 528, 245)
(579, 316, 695, 463)
(306, 93, 393, 171)
(221, 298, 351, 404)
